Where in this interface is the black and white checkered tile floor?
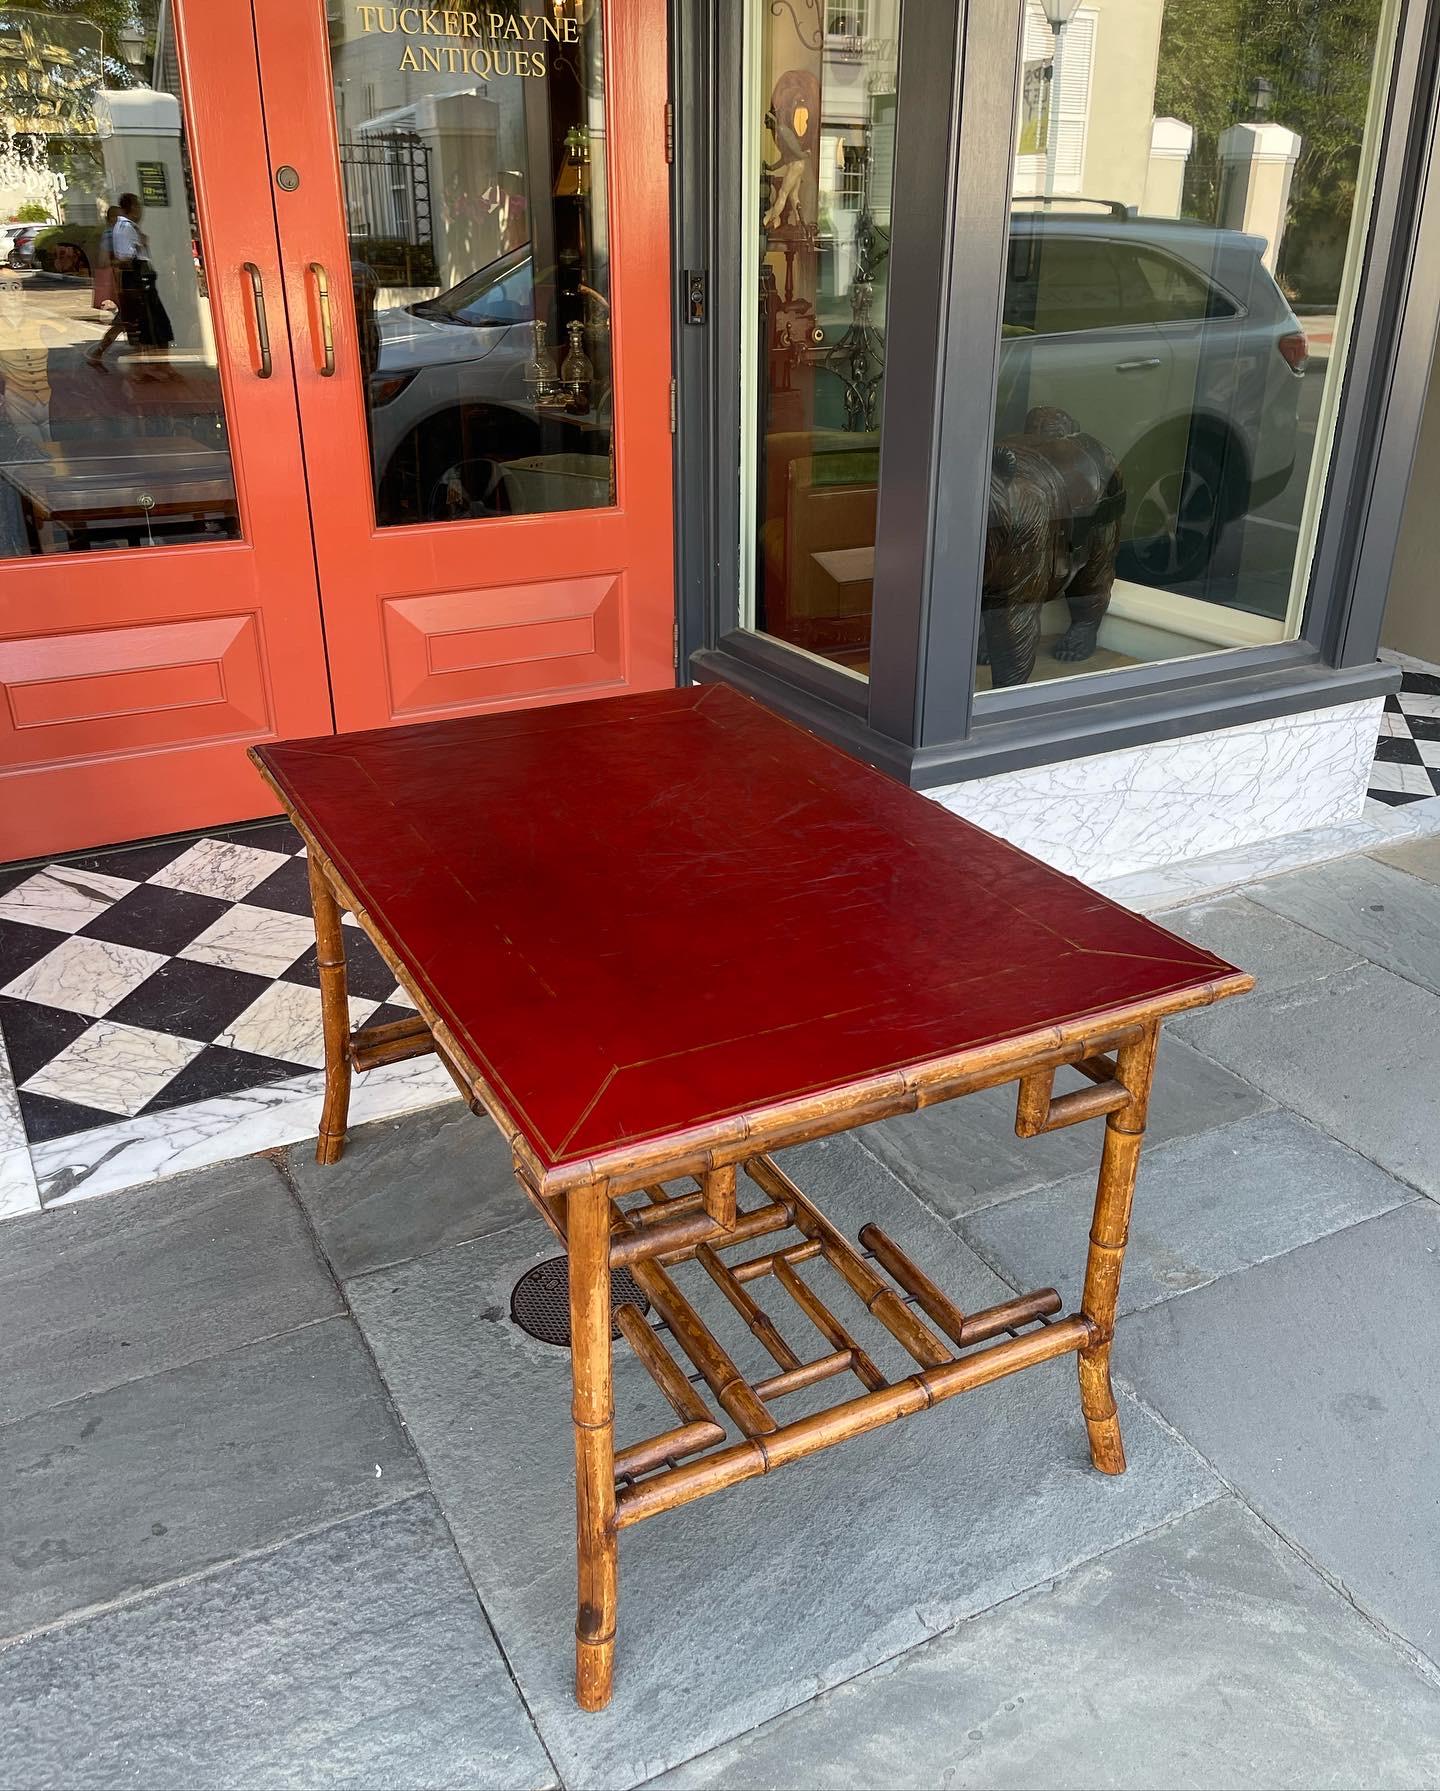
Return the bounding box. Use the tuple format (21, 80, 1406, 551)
(0, 820, 416, 1144)
(1369, 667, 1440, 804)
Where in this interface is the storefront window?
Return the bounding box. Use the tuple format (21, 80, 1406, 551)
(327, 1, 615, 527)
(973, 0, 1398, 692)
(737, 0, 900, 674)
(0, 2, 239, 557)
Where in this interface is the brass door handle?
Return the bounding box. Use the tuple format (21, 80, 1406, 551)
(308, 261, 335, 376)
(243, 261, 271, 378)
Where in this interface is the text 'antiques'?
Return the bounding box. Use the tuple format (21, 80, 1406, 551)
(353, 6, 579, 76)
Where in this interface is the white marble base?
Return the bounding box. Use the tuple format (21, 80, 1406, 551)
(0, 1148, 40, 1222)
(1098, 792, 1440, 913)
(928, 698, 1382, 885)
(30, 1053, 459, 1211)
(0, 1028, 40, 1221)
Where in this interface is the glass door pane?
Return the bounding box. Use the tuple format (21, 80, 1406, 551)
(738, 0, 901, 675)
(967, 0, 1399, 694)
(325, 3, 615, 527)
(0, 0, 239, 556)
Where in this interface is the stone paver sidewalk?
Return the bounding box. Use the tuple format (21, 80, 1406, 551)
(4, 834, 1440, 1789)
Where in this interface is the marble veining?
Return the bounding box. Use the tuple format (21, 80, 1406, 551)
(32, 1052, 458, 1209)
(2, 934, 168, 1018)
(179, 905, 319, 980)
(22, 1020, 205, 1117)
(217, 981, 379, 1071)
(0, 1146, 39, 1220)
(1098, 791, 1440, 912)
(1369, 761, 1437, 796)
(0, 1023, 22, 1158)
(0, 863, 137, 935)
(0, 1027, 39, 1218)
(149, 837, 292, 904)
(930, 699, 1380, 884)
(1367, 793, 1440, 831)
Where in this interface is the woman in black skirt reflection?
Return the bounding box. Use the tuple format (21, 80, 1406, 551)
(86, 192, 174, 375)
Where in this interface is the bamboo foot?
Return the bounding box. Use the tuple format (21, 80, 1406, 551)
(575, 1631, 616, 1712)
(316, 1127, 347, 1167)
(1077, 1345, 1126, 1474)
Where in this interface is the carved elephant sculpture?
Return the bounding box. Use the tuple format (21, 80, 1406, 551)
(981, 406, 1126, 687)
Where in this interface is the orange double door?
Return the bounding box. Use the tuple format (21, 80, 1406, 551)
(0, 0, 675, 862)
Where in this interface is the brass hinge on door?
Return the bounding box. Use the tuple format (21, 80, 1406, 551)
(664, 101, 675, 164)
(669, 377, 677, 434)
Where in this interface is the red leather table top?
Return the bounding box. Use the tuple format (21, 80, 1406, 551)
(254, 685, 1244, 1174)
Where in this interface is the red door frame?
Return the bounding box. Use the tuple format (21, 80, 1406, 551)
(0, 0, 333, 863)
(0, 0, 678, 863)
(250, 0, 678, 732)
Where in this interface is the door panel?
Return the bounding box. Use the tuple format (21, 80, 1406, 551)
(380, 570, 626, 713)
(252, 0, 675, 731)
(0, 0, 332, 861)
(0, 614, 269, 749)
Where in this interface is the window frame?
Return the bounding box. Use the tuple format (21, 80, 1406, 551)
(675, 0, 1438, 784)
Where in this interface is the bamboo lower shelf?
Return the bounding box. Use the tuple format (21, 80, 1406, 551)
(606, 1155, 1082, 1528)
(300, 942, 1199, 1716)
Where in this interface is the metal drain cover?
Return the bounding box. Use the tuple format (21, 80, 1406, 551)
(509, 1255, 650, 1348)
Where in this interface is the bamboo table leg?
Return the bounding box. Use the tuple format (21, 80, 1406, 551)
(1077, 1020, 1160, 1473)
(307, 854, 353, 1167)
(568, 1179, 619, 1710)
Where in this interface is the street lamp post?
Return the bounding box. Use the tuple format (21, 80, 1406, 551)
(116, 18, 148, 82)
(1041, 0, 1082, 200)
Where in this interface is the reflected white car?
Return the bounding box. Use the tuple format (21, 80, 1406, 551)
(362, 246, 606, 522)
(994, 207, 1307, 586)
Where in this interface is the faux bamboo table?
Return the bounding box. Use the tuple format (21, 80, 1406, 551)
(251, 684, 1251, 1712)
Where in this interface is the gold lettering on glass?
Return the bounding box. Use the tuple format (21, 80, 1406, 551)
(354, 0, 555, 75)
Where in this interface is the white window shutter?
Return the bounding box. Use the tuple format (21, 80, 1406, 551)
(1013, 4, 1096, 196)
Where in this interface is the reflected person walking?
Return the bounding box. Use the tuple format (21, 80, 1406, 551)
(86, 193, 174, 375)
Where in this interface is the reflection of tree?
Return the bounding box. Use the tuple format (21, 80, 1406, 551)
(1155, 0, 1383, 304)
(0, 1, 137, 123)
(0, 1, 142, 200)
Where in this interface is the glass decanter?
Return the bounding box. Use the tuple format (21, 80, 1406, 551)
(560, 320, 593, 408)
(524, 319, 559, 399)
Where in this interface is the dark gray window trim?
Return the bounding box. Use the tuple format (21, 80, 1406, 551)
(671, 0, 722, 668)
(694, 639, 1396, 787)
(1328, 0, 1440, 667)
(911, 0, 1021, 751)
(862, 0, 968, 745)
(714, 627, 870, 718)
(674, 0, 1432, 786)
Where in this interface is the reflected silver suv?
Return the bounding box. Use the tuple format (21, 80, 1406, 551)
(363, 247, 607, 524)
(996, 205, 1308, 586)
